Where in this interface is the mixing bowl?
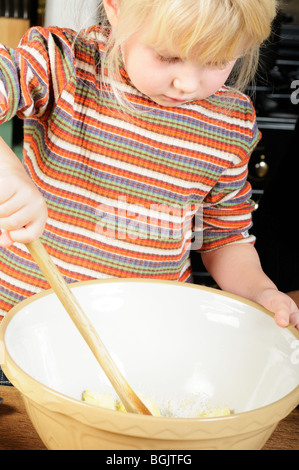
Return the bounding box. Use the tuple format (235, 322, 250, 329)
(0, 279, 298, 450)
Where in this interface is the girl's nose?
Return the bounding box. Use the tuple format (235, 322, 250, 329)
(173, 67, 200, 94)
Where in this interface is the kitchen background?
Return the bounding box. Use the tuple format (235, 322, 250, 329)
(0, 0, 298, 291)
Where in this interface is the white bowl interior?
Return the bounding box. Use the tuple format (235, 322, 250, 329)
(4, 281, 299, 415)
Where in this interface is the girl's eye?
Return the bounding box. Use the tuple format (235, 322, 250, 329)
(206, 61, 231, 70)
(219, 62, 230, 69)
(157, 54, 180, 64)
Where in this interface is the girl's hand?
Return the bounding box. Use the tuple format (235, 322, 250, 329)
(202, 243, 299, 331)
(257, 288, 299, 331)
(0, 142, 48, 247)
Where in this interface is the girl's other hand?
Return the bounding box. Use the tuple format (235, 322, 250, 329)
(258, 288, 299, 331)
(0, 140, 48, 247)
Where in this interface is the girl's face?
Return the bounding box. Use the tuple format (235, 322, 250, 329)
(122, 30, 238, 107)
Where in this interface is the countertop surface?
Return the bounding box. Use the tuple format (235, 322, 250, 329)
(0, 385, 298, 450)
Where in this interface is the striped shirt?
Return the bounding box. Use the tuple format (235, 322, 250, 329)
(0, 26, 260, 317)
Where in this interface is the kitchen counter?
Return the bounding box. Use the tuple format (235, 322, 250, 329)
(0, 385, 298, 450)
(0, 385, 46, 450)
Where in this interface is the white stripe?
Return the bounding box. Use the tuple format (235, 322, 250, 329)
(26, 137, 211, 198)
(0, 265, 41, 295)
(46, 217, 192, 257)
(60, 85, 246, 164)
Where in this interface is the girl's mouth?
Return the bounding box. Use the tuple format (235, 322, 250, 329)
(162, 95, 189, 103)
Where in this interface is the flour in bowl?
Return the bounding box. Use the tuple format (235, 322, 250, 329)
(82, 390, 231, 418)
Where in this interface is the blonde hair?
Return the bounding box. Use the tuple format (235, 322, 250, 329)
(97, 0, 278, 104)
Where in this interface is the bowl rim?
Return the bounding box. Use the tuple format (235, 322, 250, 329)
(0, 278, 299, 433)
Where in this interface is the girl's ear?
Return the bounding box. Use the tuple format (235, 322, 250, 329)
(103, 0, 119, 27)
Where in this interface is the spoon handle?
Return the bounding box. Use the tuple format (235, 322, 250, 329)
(26, 239, 151, 416)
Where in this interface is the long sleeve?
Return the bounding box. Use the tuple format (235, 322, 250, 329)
(199, 107, 261, 251)
(0, 26, 75, 124)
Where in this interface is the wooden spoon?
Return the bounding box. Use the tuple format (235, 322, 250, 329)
(26, 239, 152, 416)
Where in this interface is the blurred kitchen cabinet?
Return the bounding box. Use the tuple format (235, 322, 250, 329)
(0, 17, 30, 48)
(0, 119, 22, 160)
(0, 120, 12, 146)
(0, 0, 41, 48)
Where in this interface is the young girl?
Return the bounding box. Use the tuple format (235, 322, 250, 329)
(0, 0, 298, 345)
